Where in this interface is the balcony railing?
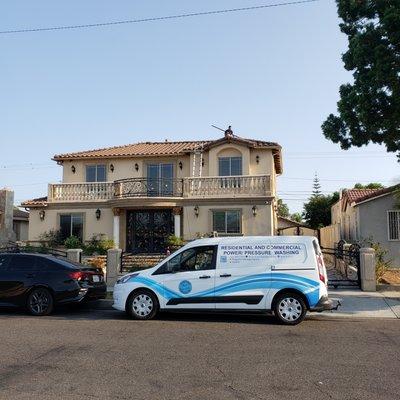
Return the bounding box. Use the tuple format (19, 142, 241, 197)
(49, 182, 114, 202)
(184, 175, 271, 198)
(47, 175, 271, 202)
(114, 178, 183, 198)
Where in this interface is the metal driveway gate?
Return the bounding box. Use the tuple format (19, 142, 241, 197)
(321, 241, 361, 288)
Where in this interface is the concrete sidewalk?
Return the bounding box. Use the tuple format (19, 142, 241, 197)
(312, 289, 400, 319)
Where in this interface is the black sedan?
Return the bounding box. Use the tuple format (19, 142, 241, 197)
(0, 253, 106, 316)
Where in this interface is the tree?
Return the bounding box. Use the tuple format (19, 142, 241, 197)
(303, 192, 340, 229)
(322, 1, 400, 160)
(354, 182, 385, 189)
(290, 212, 303, 223)
(312, 174, 322, 197)
(277, 199, 290, 218)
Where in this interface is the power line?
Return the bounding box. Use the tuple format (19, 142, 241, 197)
(0, 0, 320, 35)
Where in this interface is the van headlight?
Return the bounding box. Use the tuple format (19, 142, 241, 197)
(117, 273, 139, 284)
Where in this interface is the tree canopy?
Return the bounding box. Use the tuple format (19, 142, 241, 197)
(354, 182, 385, 189)
(277, 199, 290, 218)
(303, 192, 340, 229)
(322, 0, 400, 160)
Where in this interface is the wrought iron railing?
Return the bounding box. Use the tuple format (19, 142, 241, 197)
(114, 178, 184, 198)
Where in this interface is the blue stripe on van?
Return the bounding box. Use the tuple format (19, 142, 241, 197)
(130, 273, 320, 307)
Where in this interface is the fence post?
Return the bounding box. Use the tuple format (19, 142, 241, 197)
(66, 249, 83, 263)
(359, 247, 376, 292)
(106, 248, 122, 287)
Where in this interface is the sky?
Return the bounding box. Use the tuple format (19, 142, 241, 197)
(1, 0, 399, 213)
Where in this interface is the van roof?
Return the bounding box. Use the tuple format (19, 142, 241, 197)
(186, 236, 317, 247)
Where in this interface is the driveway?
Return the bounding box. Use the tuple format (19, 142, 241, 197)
(0, 305, 399, 400)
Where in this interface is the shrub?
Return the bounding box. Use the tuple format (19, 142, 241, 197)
(83, 234, 114, 255)
(166, 235, 184, 247)
(38, 229, 63, 247)
(371, 243, 392, 283)
(64, 236, 82, 249)
(90, 257, 105, 270)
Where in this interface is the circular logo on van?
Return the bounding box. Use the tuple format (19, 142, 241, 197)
(179, 280, 192, 294)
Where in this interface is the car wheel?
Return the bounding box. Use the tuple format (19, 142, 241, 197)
(274, 292, 307, 325)
(127, 290, 159, 320)
(27, 288, 54, 316)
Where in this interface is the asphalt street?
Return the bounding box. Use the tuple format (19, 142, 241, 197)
(0, 304, 399, 400)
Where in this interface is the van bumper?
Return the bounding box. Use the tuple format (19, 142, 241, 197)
(310, 295, 337, 312)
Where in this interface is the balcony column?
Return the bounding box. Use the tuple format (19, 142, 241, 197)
(112, 208, 121, 249)
(172, 207, 182, 238)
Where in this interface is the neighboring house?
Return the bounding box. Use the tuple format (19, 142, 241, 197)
(326, 186, 400, 268)
(0, 189, 29, 243)
(22, 129, 283, 254)
(277, 216, 317, 237)
(13, 207, 29, 241)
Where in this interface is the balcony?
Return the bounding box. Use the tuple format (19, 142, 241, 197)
(47, 175, 272, 203)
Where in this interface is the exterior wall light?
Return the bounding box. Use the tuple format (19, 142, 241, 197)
(252, 205, 257, 217)
(71, 165, 76, 173)
(95, 208, 101, 220)
(39, 210, 45, 221)
(110, 164, 114, 173)
(179, 161, 183, 170)
(194, 205, 199, 217)
(256, 155, 260, 164)
(134, 163, 139, 172)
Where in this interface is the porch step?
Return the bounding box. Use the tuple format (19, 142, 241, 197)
(121, 253, 167, 268)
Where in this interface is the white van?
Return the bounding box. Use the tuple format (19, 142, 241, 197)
(113, 236, 333, 325)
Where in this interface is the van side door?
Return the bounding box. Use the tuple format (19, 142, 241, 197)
(214, 242, 271, 310)
(155, 245, 217, 309)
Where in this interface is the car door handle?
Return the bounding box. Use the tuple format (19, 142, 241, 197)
(25, 274, 35, 278)
(219, 274, 231, 278)
(199, 275, 211, 279)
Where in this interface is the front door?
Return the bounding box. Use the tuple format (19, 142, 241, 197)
(158, 245, 217, 309)
(126, 209, 173, 254)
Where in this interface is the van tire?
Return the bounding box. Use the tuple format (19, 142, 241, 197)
(126, 289, 159, 320)
(273, 292, 307, 325)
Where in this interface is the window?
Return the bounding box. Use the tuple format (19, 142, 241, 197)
(218, 157, 242, 176)
(213, 210, 241, 234)
(7, 255, 38, 271)
(147, 163, 174, 196)
(388, 211, 400, 241)
(60, 214, 84, 241)
(0, 254, 11, 270)
(156, 246, 216, 274)
(86, 165, 106, 182)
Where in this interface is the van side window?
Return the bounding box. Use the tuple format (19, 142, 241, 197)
(154, 246, 217, 274)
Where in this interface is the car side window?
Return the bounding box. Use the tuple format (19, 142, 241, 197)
(155, 246, 216, 274)
(7, 255, 38, 271)
(0, 254, 11, 270)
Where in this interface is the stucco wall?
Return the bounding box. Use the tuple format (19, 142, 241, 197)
(356, 194, 400, 268)
(28, 207, 114, 242)
(182, 204, 273, 240)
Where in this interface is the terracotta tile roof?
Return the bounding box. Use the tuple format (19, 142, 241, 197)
(353, 184, 400, 204)
(20, 196, 48, 207)
(52, 135, 282, 173)
(344, 189, 379, 203)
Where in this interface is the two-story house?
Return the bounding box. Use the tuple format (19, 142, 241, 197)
(22, 129, 282, 254)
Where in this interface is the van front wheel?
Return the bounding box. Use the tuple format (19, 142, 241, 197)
(127, 289, 159, 320)
(273, 293, 307, 325)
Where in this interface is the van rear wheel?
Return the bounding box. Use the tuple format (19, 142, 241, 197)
(274, 292, 306, 325)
